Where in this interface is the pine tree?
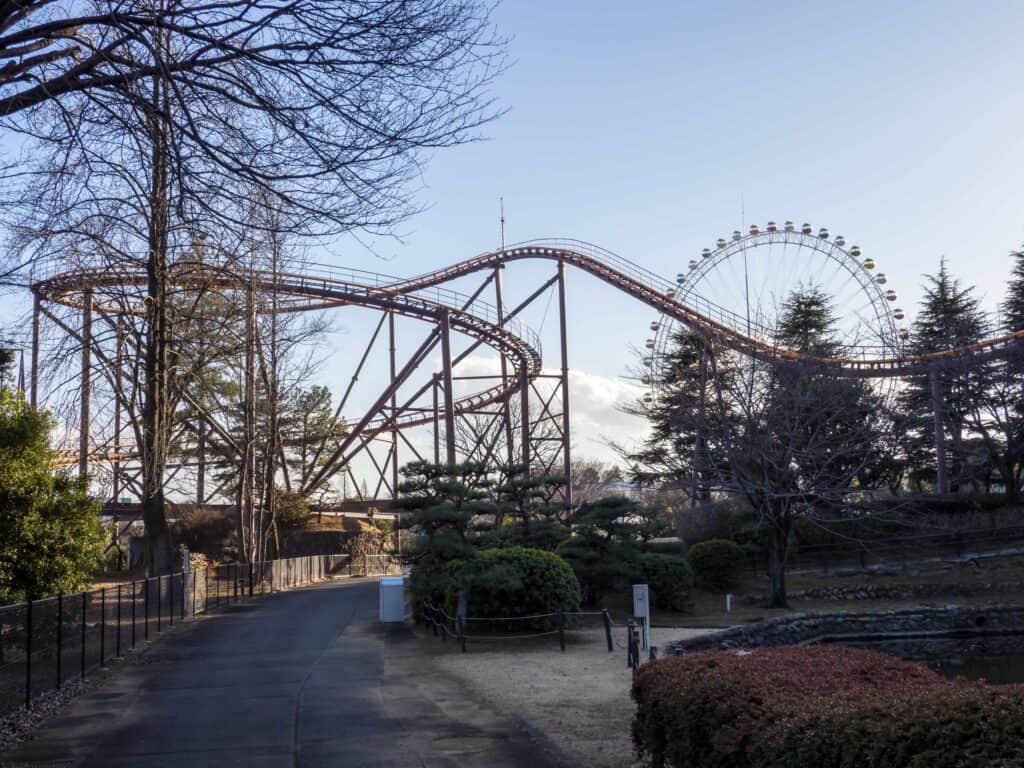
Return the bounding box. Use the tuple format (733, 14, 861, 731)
(624, 329, 736, 497)
(897, 261, 990, 491)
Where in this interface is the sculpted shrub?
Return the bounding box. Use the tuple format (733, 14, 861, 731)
(685, 538, 745, 592)
(449, 546, 582, 629)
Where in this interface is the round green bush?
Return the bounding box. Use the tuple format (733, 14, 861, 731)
(449, 546, 581, 628)
(636, 553, 693, 611)
(685, 538, 745, 592)
(408, 553, 458, 619)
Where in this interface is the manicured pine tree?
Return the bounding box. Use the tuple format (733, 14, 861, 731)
(487, 463, 569, 550)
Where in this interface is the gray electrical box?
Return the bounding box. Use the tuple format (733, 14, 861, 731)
(379, 576, 406, 622)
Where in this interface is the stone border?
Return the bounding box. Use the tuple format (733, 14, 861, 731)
(667, 605, 1024, 654)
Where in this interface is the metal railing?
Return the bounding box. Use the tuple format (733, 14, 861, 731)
(0, 552, 401, 717)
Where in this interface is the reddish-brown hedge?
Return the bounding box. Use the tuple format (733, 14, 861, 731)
(632, 645, 1024, 768)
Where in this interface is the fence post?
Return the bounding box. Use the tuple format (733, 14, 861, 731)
(233, 563, 239, 600)
(249, 562, 254, 597)
(168, 573, 174, 625)
(131, 580, 137, 649)
(144, 579, 150, 641)
(25, 598, 33, 710)
(601, 608, 613, 652)
(156, 576, 162, 633)
(557, 611, 566, 652)
(116, 584, 122, 657)
(80, 593, 87, 678)
(99, 588, 106, 667)
(626, 619, 638, 670)
(56, 593, 63, 688)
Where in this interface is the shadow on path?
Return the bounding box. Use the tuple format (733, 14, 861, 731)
(1, 580, 571, 768)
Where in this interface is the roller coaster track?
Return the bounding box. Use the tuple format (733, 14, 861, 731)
(388, 238, 1024, 377)
(33, 261, 541, 442)
(32, 236, 1024, 487)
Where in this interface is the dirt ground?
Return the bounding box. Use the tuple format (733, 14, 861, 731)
(425, 625, 714, 767)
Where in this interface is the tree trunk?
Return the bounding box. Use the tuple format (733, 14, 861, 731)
(141, 63, 174, 577)
(766, 516, 790, 608)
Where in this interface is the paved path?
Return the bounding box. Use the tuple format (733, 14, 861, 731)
(2, 580, 569, 768)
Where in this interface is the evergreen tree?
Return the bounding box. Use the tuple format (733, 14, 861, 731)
(557, 496, 643, 604)
(485, 463, 569, 550)
(706, 287, 891, 607)
(0, 390, 105, 602)
(897, 261, 990, 491)
(624, 329, 736, 497)
(394, 460, 496, 607)
(967, 246, 1024, 499)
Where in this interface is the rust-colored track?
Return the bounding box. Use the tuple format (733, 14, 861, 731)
(389, 238, 1024, 377)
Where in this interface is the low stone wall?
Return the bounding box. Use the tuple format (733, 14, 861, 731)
(738, 580, 1024, 605)
(667, 605, 1024, 655)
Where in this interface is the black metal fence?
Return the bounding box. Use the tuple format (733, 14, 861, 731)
(749, 525, 1024, 576)
(0, 552, 400, 717)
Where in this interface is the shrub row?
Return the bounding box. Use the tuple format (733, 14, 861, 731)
(632, 645, 1024, 768)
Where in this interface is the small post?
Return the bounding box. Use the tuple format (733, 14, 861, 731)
(144, 579, 150, 641)
(156, 576, 162, 633)
(601, 608, 613, 652)
(80, 593, 87, 678)
(725, 594, 733, 613)
(99, 588, 106, 667)
(182, 547, 192, 619)
(25, 598, 33, 710)
(168, 573, 174, 625)
(249, 562, 254, 597)
(131, 580, 137, 649)
(56, 593, 63, 688)
(557, 611, 566, 652)
(626, 619, 638, 670)
(116, 584, 122, 657)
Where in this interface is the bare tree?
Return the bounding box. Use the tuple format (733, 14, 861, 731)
(2, 1, 505, 574)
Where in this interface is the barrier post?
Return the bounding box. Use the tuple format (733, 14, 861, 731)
(56, 593, 63, 688)
(557, 611, 566, 652)
(116, 584, 122, 657)
(601, 608, 613, 652)
(24, 599, 32, 709)
(99, 588, 106, 667)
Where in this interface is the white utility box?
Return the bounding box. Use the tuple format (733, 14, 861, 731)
(379, 576, 406, 622)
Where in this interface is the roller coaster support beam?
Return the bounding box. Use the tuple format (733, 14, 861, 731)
(113, 317, 123, 505)
(389, 310, 399, 493)
(931, 367, 949, 494)
(30, 294, 40, 408)
(439, 309, 457, 465)
(79, 291, 93, 478)
(558, 260, 573, 506)
(520, 363, 530, 472)
(433, 375, 441, 464)
(303, 325, 442, 495)
(495, 266, 515, 467)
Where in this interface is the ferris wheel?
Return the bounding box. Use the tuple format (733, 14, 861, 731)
(641, 221, 906, 394)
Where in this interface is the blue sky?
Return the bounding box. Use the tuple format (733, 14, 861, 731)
(319, 0, 1024, 468)
(6, 1, 1024, 484)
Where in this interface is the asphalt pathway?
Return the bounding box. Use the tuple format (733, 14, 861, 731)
(1, 580, 569, 768)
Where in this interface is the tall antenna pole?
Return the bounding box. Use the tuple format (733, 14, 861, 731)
(500, 197, 506, 251)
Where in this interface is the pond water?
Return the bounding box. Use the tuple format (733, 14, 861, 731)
(836, 634, 1024, 684)
(928, 653, 1024, 684)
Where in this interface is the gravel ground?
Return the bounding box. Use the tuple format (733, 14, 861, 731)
(426, 624, 715, 767)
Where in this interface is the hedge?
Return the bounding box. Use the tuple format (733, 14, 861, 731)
(632, 645, 1024, 768)
(685, 538, 745, 592)
(636, 553, 693, 612)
